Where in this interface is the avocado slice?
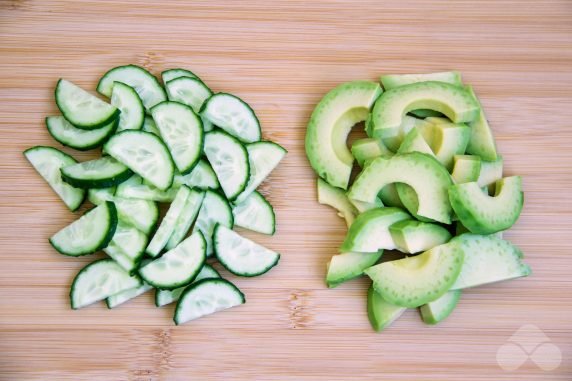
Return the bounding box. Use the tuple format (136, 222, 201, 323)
(381, 115, 433, 152)
(351, 138, 392, 167)
(379, 184, 404, 208)
(317, 178, 357, 228)
(370, 81, 480, 140)
(389, 220, 452, 254)
(451, 155, 481, 184)
(349, 197, 384, 214)
(425, 117, 471, 170)
(450, 234, 531, 290)
(305, 81, 382, 189)
(397, 126, 435, 156)
(367, 286, 407, 331)
(348, 153, 454, 224)
(449, 176, 523, 234)
(395, 184, 435, 223)
(419, 290, 461, 325)
(465, 86, 498, 161)
(364, 241, 464, 308)
(341, 207, 410, 252)
(477, 156, 503, 193)
(326, 252, 383, 288)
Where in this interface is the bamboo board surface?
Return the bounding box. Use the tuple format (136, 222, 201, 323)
(1, 1, 572, 380)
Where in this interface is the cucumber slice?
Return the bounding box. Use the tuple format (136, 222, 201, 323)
(348, 153, 454, 224)
(389, 220, 452, 254)
(367, 286, 407, 332)
(103, 221, 148, 272)
(449, 176, 523, 235)
(140, 231, 206, 290)
(165, 190, 205, 250)
(114, 198, 159, 235)
(380, 71, 463, 90)
(174, 278, 245, 325)
(306, 81, 382, 189)
(213, 224, 280, 277)
(46, 116, 117, 151)
(192, 190, 234, 256)
(465, 86, 498, 161)
(173, 159, 220, 190)
(365, 241, 464, 308)
(341, 207, 410, 252)
(106, 281, 153, 309)
(419, 290, 461, 325)
(162, 68, 197, 83)
(425, 117, 471, 170)
(155, 264, 220, 307)
(450, 234, 530, 290)
(151, 101, 203, 174)
(88, 187, 116, 204)
(142, 116, 161, 136)
(103, 242, 139, 275)
(326, 252, 382, 288)
(351, 138, 392, 167)
(201, 93, 261, 143)
(232, 191, 276, 235)
(70, 258, 141, 309)
(115, 175, 178, 202)
(55, 79, 119, 129)
(97, 65, 166, 110)
(111, 82, 145, 132)
(348, 197, 384, 214)
(24, 146, 86, 211)
(104, 130, 174, 191)
(146, 186, 193, 257)
(204, 130, 250, 201)
(166, 77, 212, 112)
(451, 155, 481, 184)
(49, 202, 117, 256)
(61, 156, 133, 189)
(371, 81, 480, 139)
(235, 141, 287, 204)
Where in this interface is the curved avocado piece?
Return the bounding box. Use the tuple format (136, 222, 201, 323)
(451, 155, 481, 184)
(341, 207, 410, 252)
(367, 286, 407, 332)
(465, 86, 498, 161)
(317, 178, 357, 228)
(425, 117, 471, 170)
(389, 220, 452, 254)
(364, 241, 464, 308)
(395, 184, 434, 223)
(419, 290, 461, 325)
(371, 81, 480, 140)
(379, 184, 404, 208)
(348, 153, 454, 224)
(449, 176, 523, 234)
(326, 252, 383, 288)
(351, 138, 392, 167)
(477, 156, 503, 193)
(381, 115, 433, 152)
(381, 71, 463, 90)
(450, 234, 531, 290)
(305, 81, 382, 189)
(349, 197, 384, 214)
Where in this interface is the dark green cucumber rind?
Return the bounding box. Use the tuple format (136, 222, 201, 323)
(139, 232, 207, 290)
(23, 146, 86, 212)
(151, 101, 204, 175)
(213, 224, 280, 277)
(233, 191, 277, 235)
(60, 165, 133, 189)
(46, 116, 118, 151)
(200, 92, 262, 143)
(55, 79, 120, 130)
(161, 68, 197, 83)
(173, 278, 245, 325)
(69, 258, 142, 310)
(50, 202, 118, 256)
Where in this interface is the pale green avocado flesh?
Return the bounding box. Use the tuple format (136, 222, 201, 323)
(451, 155, 481, 184)
(425, 117, 471, 170)
(367, 286, 407, 331)
(317, 178, 357, 228)
(389, 219, 452, 254)
(449, 176, 523, 234)
(420, 289, 461, 325)
(348, 153, 454, 224)
(365, 241, 464, 308)
(465, 86, 498, 161)
(371, 81, 480, 140)
(351, 138, 392, 167)
(381, 115, 433, 152)
(450, 234, 530, 290)
(349, 197, 384, 214)
(326, 252, 383, 288)
(381, 71, 463, 90)
(305, 81, 382, 189)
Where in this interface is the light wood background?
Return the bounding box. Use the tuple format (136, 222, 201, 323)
(1, 1, 571, 380)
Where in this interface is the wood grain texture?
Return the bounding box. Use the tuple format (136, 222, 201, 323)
(1, 0, 572, 380)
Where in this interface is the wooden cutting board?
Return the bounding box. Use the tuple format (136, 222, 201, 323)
(1, 1, 571, 380)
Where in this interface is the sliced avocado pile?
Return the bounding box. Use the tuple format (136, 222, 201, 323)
(305, 71, 530, 331)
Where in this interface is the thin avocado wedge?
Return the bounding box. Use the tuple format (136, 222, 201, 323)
(348, 153, 454, 224)
(317, 178, 357, 228)
(419, 290, 461, 325)
(367, 286, 407, 332)
(305, 81, 382, 189)
(425, 117, 471, 170)
(465, 86, 498, 161)
(389, 220, 452, 254)
(351, 138, 392, 167)
(380, 71, 463, 90)
(451, 155, 481, 184)
(382, 116, 434, 153)
(371, 81, 480, 139)
(326, 252, 382, 288)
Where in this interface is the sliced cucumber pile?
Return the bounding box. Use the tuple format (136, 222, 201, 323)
(305, 72, 529, 331)
(26, 65, 285, 324)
